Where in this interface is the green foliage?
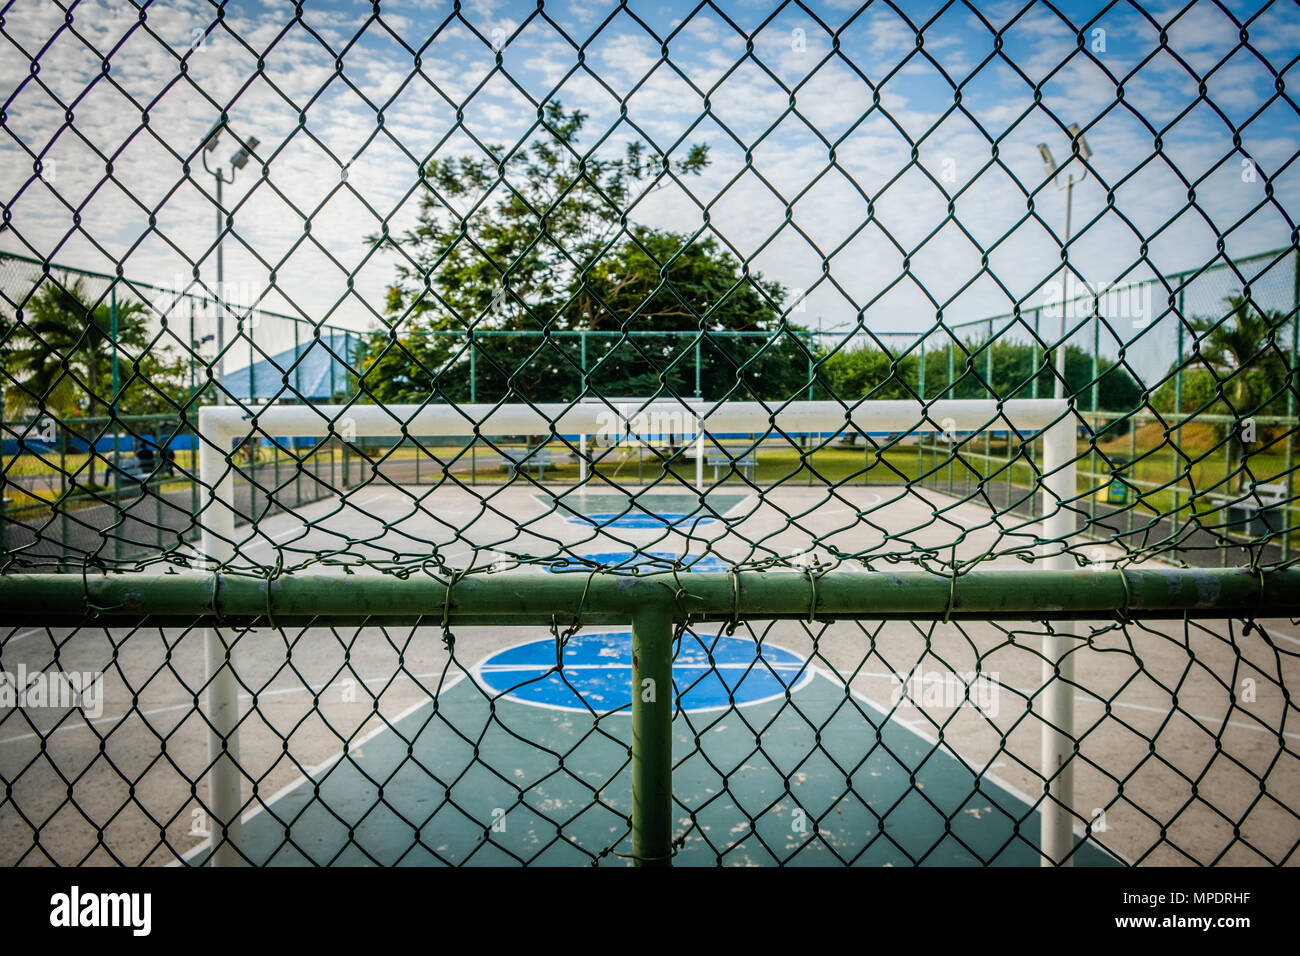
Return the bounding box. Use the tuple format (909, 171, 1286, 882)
(818, 340, 1143, 411)
(1152, 296, 1292, 418)
(361, 102, 811, 404)
(3, 277, 151, 418)
(816, 343, 919, 400)
(2, 278, 203, 421)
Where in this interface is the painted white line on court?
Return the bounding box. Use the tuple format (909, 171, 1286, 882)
(846, 671, 1300, 742)
(824, 665, 1131, 865)
(175, 673, 465, 866)
(3, 628, 47, 645)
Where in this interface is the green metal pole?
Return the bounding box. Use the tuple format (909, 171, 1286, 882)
(946, 338, 956, 493)
(916, 336, 926, 482)
(469, 338, 477, 404)
(630, 603, 674, 867)
(985, 320, 994, 399)
(1174, 291, 1185, 563)
(1284, 254, 1298, 562)
(4, 567, 1298, 627)
(806, 333, 814, 401)
(695, 336, 701, 399)
(1031, 309, 1040, 400)
(110, 285, 120, 563)
(1129, 417, 1137, 541)
(985, 322, 993, 486)
(60, 440, 68, 566)
(1090, 307, 1099, 416)
(189, 299, 196, 399)
(918, 336, 925, 400)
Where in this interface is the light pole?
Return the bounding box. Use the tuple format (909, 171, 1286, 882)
(201, 124, 259, 405)
(1037, 123, 1093, 401)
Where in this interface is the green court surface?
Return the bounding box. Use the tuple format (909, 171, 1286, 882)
(189, 636, 1119, 867)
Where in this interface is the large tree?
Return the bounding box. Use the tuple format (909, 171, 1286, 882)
(360, 102, 811, 405)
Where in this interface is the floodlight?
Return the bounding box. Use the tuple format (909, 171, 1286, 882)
(1037, 143, 1056, 175)
(1067, 123, 1093, 160)
(230, 136, 260, 170)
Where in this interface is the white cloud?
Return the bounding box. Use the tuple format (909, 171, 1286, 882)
(0, 0, 1293, 363)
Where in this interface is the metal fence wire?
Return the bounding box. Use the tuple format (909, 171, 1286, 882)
(1, 0, 1298, 867)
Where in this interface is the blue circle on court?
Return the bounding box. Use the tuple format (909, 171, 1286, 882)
(574, 512, 719, 529)
(546, 552, 728, 573)
(475, 631, 810, 714)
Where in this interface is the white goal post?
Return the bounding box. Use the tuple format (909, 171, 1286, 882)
(196, 398, 1078, 866)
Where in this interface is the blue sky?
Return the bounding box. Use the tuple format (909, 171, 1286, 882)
(2, 0, 1297, 374)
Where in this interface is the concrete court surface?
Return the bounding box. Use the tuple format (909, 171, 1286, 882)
(1, 480, 1296, 865)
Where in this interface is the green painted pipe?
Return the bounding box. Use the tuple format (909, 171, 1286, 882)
(1, 567, 1297, 628)
(630, 602, 674, 867)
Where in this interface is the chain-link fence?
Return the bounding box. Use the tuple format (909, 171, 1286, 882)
(1, 0, 1298, 867)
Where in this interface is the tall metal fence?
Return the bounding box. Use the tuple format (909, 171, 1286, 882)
(1, 0, 1297, 868)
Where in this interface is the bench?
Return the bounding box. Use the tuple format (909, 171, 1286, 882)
(1203, 481, 1288, 537)
(707, 453, 758, 482)
(498, 449, 554, 480)
(111, 448, 175, 485)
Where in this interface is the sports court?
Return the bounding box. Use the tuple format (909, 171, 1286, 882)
(2, 0, 1298, 871)
(4, 471, 1296, 867)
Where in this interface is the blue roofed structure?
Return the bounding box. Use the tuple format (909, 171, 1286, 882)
(220, 330, 360, 402)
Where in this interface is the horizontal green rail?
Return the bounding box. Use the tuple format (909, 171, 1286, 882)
(2, 567, 1296, 628)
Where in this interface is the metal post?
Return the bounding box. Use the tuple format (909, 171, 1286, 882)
(579, 433, 588, 484)
(1173, 293, 1185, 562)
(630, 602, 674, 867)
(1090, 308, 1099, 415)
(1040, 416, 1077, 866)
(695, 337, 701, 399)
(917, 336, 926, 400)
(198, 409, 240, 865)
(1031, 309, 1040, 400)
(110, 286, 120, 563)
(189, 298, 196, 400)
(695, 427, 704, 492)
(946, 336, 955, 396)
(806, 333, 815, 401)
(215, 174, 226, 406)
(1284, 255, 1298, 562)
(12, 566, 1300, 626)
(985, 322, 994, 487)
(1055, 176, 1074, 401)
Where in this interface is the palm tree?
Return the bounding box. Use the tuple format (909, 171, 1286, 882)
(1189, 294, 1291, 484)
(5, 277, 150, 485)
